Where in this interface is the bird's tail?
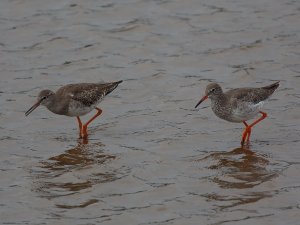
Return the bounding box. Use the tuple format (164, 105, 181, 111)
(105, 80, 123, 96)
(262, 81, 280, 91)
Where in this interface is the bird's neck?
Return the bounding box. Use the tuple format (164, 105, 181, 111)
(44, 94, 65, 115)
(210, 93, 227, 104)
(210, 93, 228, 112)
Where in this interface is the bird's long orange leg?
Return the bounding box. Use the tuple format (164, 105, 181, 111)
(76, 116, 83, 138)
(249, 111, 267, 128)
(82, 107, 103, 139)
(241, 121, 250, 145)
(241, 111, 267, 145)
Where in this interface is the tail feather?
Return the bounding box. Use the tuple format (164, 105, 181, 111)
(105, 80, 123, 96)
(260, 81, 279, 98)
(263, 81, 280, 90)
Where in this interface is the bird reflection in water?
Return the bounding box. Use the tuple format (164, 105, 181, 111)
(197, 146, 278, 210)
(207, 147, 275, 189)
(30, 139, 119, 201)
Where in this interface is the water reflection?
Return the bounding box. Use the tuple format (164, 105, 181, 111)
(30, 139, 119, 200)
(205, 147, 275, 189)
(198, 146, 278, 210)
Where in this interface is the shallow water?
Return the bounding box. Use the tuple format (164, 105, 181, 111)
(1, 0, 300, 224)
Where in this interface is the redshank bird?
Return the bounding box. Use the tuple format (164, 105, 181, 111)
(25, 80, 122, 139)
(195, 81, 279, 145)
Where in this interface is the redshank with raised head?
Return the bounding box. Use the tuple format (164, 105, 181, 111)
(25, 80, 122, 139)
(195, 81, 279, 145)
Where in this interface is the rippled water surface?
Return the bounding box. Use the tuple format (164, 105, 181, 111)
(1, 0, 300, 224)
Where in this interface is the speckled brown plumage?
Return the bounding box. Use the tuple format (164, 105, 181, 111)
(226, 81, 280, 105)
(195, 81, 279, 145)
(25, 80, 122, 139)
(59, 82, 121, 107)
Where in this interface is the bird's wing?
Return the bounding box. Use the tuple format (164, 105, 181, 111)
(55, 81, 122, 107)
(68, 82, 121, 106)
(226, 88, 267, 105)
(72, 84, 107, 106)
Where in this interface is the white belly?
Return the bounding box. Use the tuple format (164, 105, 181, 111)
(67, 101, 95, 117)
(230, 101, 264, 122)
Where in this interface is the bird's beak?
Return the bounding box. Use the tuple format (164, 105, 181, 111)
(195, 95, 208, 108)
(25, 99, 42, 116)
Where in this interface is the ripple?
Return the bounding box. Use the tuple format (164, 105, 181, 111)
(30, 141, 121, 199)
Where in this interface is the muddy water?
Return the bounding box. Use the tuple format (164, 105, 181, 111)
(1, 0, 300, 224)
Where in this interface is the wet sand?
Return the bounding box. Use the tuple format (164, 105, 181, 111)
(1, 0, 300, 224)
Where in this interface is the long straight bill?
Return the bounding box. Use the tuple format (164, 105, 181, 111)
(25, 101, 41, 116)
(195, 95, 208, 108)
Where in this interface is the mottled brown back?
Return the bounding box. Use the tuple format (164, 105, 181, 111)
(56, 81, 122, 107)
(226, 81, 279, 104)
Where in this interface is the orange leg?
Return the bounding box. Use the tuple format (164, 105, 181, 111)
(76, 116, 83, 138)
(241, 122, 250, 145)
(249, 111, 267, 128)
(82, 107, 103, 139)
(241, 111, 267, 145)
(246, 128, 251, 142)
(242, 121, 252, 143)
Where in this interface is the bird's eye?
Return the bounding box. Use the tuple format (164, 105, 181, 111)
(210, 88, 215, 92)
(42, 96, 48, 100)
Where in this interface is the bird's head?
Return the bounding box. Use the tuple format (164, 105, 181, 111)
(25, 90, 54, 116)
(195, 83, 223, 108)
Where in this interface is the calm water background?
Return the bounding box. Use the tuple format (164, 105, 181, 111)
(1, 0, 300, 224)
